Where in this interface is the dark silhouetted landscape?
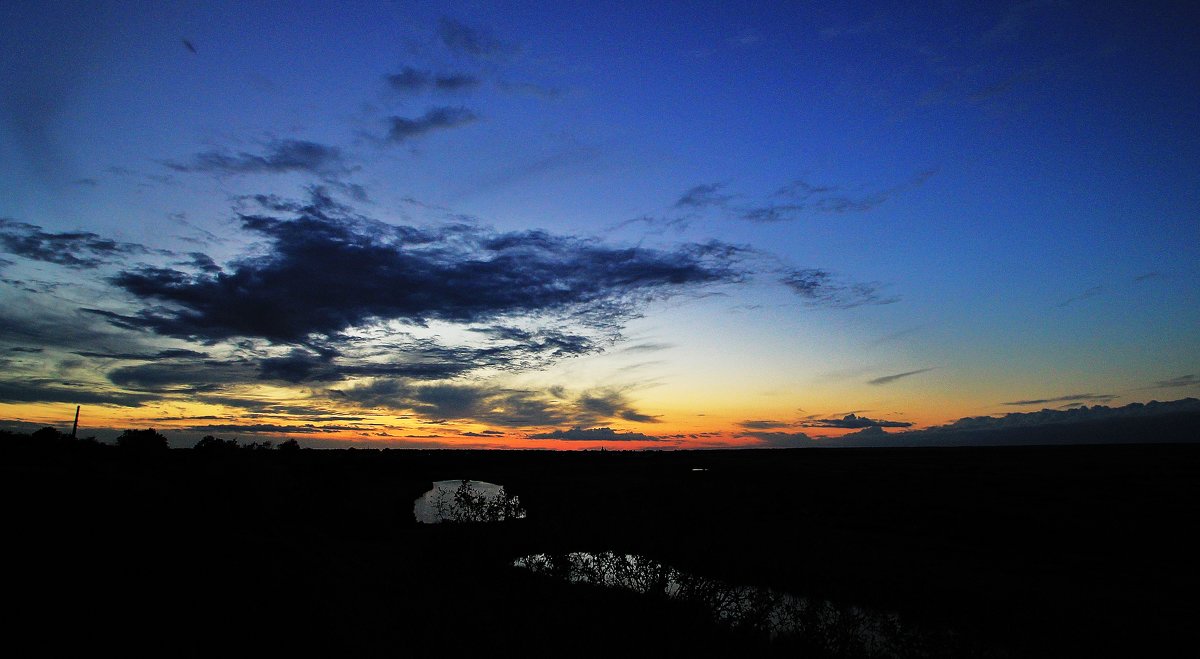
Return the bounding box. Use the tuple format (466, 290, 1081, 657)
(6, 404, 1199, 657)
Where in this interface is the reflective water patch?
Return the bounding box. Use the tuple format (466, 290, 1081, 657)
(413, 479, 526, 524)
(514, 551, 939, 656)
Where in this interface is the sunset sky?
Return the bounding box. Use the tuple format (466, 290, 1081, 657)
(1, 1, 1197, 448)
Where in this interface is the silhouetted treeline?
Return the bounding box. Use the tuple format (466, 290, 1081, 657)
(194, 434, 301, 451)
(1, 427, 302, 452)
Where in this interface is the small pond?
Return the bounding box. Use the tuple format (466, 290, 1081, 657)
(413, 479, 526, 524)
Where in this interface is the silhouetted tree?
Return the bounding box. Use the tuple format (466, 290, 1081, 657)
(30, 426, 101, 449)
(241, 440, 273, 450)
(116, 428, 168, 451)
(31, 426, 65, 442)
(194, 435, 239, 451)
(278, 438, 301, 452)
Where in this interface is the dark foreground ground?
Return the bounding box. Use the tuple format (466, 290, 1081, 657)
(4, 435, 1199, 657)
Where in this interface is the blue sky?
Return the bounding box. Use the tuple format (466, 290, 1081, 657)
(1, 1, 1197, 446)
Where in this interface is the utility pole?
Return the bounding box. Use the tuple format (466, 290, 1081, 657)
(72, 405, 80, 438)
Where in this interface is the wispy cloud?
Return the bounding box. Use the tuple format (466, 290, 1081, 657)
(438, 18, 517, 58)
(0, 218, 146, 269)
(620, 342, 674, 353)
(577, 389, 661, 424)
(1057, 285, 1104, 308)
(386, 67, 481, 93)
(1001, 393, 1118, 406)
(868, 367, 935, 385)
(1152, 375, 1198, 389)
(740, 171, 934, 222)
(385, 107, 478, 142)
(165, 139, 351, 177)
(674, 183, 733, 209)
(781, 268, 899, 309)
(650, 171, 934, 227)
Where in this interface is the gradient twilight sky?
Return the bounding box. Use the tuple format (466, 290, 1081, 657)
(1, 1, 1197, 448)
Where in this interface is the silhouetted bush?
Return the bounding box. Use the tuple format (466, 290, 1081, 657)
(278, 438, 301, 452)
(31, 426, 66, 441)
(194, 435, 239, 451)
(433, 480, 526, 523)
(116, 428, 168, 451)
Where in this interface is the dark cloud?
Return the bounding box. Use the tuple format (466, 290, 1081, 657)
(333, 379, 663, 429)
(528, 426, 660, 441)
(386, 67, 481, 93)
(0, 379, 153, 407)
(781, 269, 898, 309)
(913, 398, 1200, 438)
(739, 205, 805, 223)
(182, 252, 222, 274)
(434, 74, 481, 91)
(1153, 375, 1199, 389)
(165, 139, 350, 177)
(387, 67, 430, 91)
(868, 368, 935, 385)
(737, 420, 790, 430)
(105, 202, 742, 344)
(844, 422, 892, 436)
(335, 380, 569, 427)
(0, 306, 158, 361)
(78, 308, 153, 332)
(0, 218, 146, 269)
(386, 107, 478, 142)
(577, 389, 660, 424)
(107, 359, 254, 391)
(103, 340, 503, 390)
(1001, 393, 1118, 407)
(187, 423, 360, 435)
(467, 326, 598, 363)
(73, 348, 208, 360)
(675, 183, 733, 209)
(9, 347, 44, 353)
(438, 18, 515, 57)
(802, 413, 912, 429)
(256, 349, 334, 383)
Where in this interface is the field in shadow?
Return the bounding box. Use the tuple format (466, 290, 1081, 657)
(4, 429, 1198, 656)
